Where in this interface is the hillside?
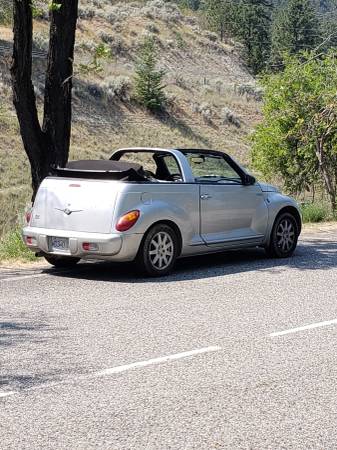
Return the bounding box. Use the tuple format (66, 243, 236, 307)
(0, 0, 262, 235)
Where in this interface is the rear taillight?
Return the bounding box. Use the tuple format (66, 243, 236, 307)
(25, 210, 32, 224)
(82, 242, 99, 251)
(26, 236, 37, 246)
(116, 210, 140, 232)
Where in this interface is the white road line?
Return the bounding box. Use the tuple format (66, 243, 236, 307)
(0, 391, 15, 398)
(95, 346, 221, 377)
(0, 346, 221, 398)
(270, 319, 337, 337)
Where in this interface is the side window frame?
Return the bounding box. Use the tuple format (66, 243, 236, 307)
(187, 153, 243, 185)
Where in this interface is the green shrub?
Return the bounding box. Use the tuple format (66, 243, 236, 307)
(0, 228, 36, 262)
(301, 202, 330, 223)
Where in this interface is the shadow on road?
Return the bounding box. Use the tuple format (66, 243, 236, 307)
(46, 237, 337, 283)
(0, 321, 51, 348)
(0, 321, 65, 391)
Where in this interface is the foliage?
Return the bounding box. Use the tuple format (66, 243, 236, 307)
(234, 0, 272, 74)
(49, 2, 62, 12)
(202, 0, 235, 41)
(134, 36, 166, 111)
(0, 228, 36, 261)
(78, 42, 112, 74)
(202, 0, 272, 72)
(179, 0, 201, 9)
(270, 0, 319, 70)
(0, 0, 12, 24)
(301, 202, 330, 223)
(251, 51, 337, 210)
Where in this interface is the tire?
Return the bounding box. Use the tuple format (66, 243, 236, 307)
(266, 212, 299, 258)
(136, 224, 179, 277)
(44, 254, 80, 268)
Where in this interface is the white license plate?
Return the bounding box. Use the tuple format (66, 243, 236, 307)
(50, 237, 69, 251)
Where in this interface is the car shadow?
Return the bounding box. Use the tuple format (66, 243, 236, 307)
(47, 237, 337, 283)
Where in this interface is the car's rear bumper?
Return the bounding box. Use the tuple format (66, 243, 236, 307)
(22, 227, 143, 262)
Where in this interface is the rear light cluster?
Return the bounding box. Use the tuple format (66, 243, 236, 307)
(82, 242, 99, 251)
(25, 209, 32, 225)
(26, 236, 37, 246)
(116, 210, 140, 232)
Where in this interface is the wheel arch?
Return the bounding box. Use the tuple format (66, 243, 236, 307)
(140, 220, 183, 257)
(274, 206, 302, 235)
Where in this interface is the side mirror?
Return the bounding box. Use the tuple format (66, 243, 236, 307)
(242, 174, 256, 186)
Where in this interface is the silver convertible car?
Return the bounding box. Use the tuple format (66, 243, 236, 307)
(23, 147, 301, 276)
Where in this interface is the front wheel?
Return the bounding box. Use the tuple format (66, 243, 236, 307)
(136, 224, 179, 277)
(44, 254, 80, 268)
(266, 212, 299, 258)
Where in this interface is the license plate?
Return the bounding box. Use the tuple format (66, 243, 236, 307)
(50, 237, 69, 251)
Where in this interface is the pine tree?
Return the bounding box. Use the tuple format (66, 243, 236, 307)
(134, 37, 166, 112)
(234, 0, 272, 74)
(202, 0, 234, 41)
(270, 0, 319, 70)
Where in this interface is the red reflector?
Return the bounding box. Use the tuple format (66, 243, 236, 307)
(26, 236, 33, 245)
(116, 210, 140, 232)
(82, 242, 99, 251)
(25, 211, 32, 224)
(69, 184, 81, 187)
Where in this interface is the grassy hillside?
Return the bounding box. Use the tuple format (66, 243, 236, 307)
(0, 0, 262, 235)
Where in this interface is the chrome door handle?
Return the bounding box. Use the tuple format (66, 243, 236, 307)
(200, 194, 212, 200)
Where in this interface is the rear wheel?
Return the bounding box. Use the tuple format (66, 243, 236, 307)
(266, 212, 299, 258)
(44, 255, 80, 268)
(136, 224, 178, 277)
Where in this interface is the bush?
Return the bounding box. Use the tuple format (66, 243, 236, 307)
(78, 7, 96, 19)
(0, 228, 36, 262)
(146, 23, 160, 34)
(221, 107, 241, 127)
(301, 202, 330, 223)
(100, 76, 131, 102)
(237, 83, 263, 101)
(33, 32, 49, 52)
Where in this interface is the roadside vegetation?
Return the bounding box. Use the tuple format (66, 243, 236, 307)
(252, 51, 337, 213)
(0, 228, 36, 262)
(301, 202, 333, 224)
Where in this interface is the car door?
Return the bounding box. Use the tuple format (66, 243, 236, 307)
(185, 152, 268, 247)
(199, 183, 268, 246)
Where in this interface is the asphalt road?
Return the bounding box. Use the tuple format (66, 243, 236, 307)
(1, 226, 337, 449)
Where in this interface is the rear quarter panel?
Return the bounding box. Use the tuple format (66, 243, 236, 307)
(113, 183, 201, 251)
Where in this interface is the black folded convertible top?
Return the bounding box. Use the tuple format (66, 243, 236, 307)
(54, 160, 147, 181)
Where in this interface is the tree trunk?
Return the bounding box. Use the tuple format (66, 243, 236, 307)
(43, 0, 79, 169)
(10, 0, 46, 196)
(220, 21, 224, 42)
(315, 140, 336, 211)
(11, 0, 78, 200)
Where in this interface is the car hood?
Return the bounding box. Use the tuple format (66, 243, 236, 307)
(258, 182, 280, 193)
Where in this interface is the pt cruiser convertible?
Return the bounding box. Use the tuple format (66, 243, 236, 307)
(23, 148, 302, 276)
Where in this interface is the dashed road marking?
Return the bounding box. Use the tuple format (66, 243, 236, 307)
(0, 346, 221, 399)
(0, 391, 15, 398)
(270, 319, 337, 337)
(95, 346, 221, 377)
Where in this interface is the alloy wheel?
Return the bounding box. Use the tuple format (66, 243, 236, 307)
(148, 231, 174, 270)
(275, 218, 296, 253)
